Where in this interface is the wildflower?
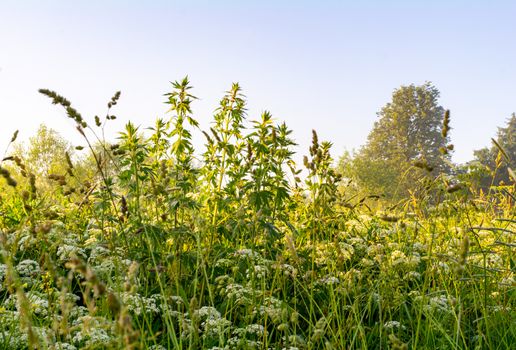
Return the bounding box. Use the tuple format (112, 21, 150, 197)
(4, 291, 49, 318)
(16, 260, 40, 277)
(221, 283, 254, 305)
(246, 265, 269, 279)
(57, 244, 87, 262)
(193, 306, 221, 320)
(273, 263, 298, 278)
(202, 316, 232, 338)
(255, 296, 286, 323)
(54, 343, 78, 350)
(215, 258, 234, 268)
(360, 258, 375, 267)
(72, 327, 115, 348)
(417, 295, 455, 314)
(148, 346, 167, 350)
(412, 242, 427, 253)
(318, 275, 340, 286)
(404, 271, 421, 280)
(235, 249, 260, 259)
(383, 320, 405, 330)
(390, 250, 407, 266)
(88, 245, 111, 265)
(120, 292, 160, 316)
(0, 264, 6, 291)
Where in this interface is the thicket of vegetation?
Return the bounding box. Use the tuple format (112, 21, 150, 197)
(0, 78, 513, 349)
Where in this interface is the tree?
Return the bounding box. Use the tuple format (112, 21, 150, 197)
(471, 113, 515, 188)
(10, 124, 96, 197)
(14, 124, 74, 177)
(340, 82, 451, 201)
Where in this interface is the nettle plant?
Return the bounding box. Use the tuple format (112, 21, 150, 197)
(303, 130, 343, 241)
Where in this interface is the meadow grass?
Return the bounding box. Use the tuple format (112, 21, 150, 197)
(0, 79, 513, 349)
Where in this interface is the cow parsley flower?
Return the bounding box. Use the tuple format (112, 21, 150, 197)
(72, 328, 114, 347)
(318, 275, 340, 286)
(57, 244, 87, 262)
(121, 292, 160, 316)
(246, 265, 269, 279)
(148, 345, 167, 350)
(202, 316, 232, 338)
(0, 264, 6, 291)
(88, 245, 111, 265)
(16, 260, 40, 277)
(383, 320, 405, 330)
(222, 283, 254, 305)
(54, 342, 77, 350)
(194, 306, 221, 320)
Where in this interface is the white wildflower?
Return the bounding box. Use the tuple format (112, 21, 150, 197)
(255, 297, 285, 323)
(318, 275, 340, 286)
(404, 271, 421, 280)
(383, 320, 405, 330)
(121, 292, 160, 316)
(390, 250, 407, 266)
(215, 258, 234, 268)
(57, 244, 87, 262)
(72, 327, 114, 347)
(194, 306, 221, 320)
(202, 317, 232, 338)
(16, 259, 40, 277)
(54, 342, 77, 350)
(222, 283, 254, 305)
(87, 245, 111, 265)
(148, 345, 167, 350)
(246, 265, 269, 279)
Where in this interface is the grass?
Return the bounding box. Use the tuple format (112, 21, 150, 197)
(0, 78, 513, 349)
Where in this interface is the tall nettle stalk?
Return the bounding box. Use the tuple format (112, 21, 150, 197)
(200, 84, 246, 247)
(164, 77, 200, 230)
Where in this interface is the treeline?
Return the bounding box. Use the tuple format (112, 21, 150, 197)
(337, 82, 515, 205)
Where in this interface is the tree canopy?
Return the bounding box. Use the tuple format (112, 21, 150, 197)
(340, 82, 451, 201)
(471, 113, 515, 188)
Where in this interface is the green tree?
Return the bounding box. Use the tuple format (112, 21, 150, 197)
(471, 113, 515, 188)
(14, 124, 73, 177)
(341, 82, 451, 201)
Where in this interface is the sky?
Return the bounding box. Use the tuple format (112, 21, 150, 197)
(0, 0, 515, 165)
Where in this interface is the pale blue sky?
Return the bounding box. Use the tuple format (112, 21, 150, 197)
(0, 0, 515, 164)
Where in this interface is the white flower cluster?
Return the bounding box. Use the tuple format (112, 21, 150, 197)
(179, 306, 232, 341)
(0, 330, 28, 349)
(383, 320, 405, 330)
(147, 345, 167, 350)
(54, 342, 77, 350)
(87, 245, 111, 265)
(56, 244, 87, 262)
(202, 316, 232, 338)
(15, 259, 40, 277)
(72, 327, 113, 347)
(4, 291, 49, 318)
(70, 316, 116, 348)
(234, 249, 261, 259)
(415, 294, 455, 314)
(246, 264, 269, 279)
(220, 283, 255, 305)
(272, 263, 298, 278)
(254, 296, 286, 324)
(121, 292, 160, 316)
(0, 264, 6, 291)
(317, 275, 340, 286)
